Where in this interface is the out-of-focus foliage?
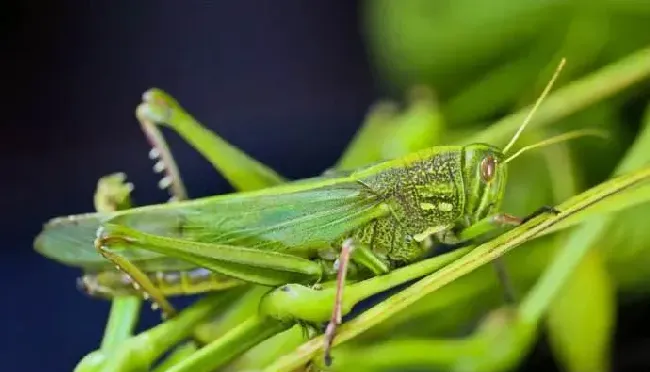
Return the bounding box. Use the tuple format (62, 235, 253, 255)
(332, 1, 650, 371)
(547, 249, 614, 372)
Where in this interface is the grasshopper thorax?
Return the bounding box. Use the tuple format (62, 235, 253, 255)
(461, 144, 508, 226)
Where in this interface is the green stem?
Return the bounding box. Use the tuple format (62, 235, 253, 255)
(132, 293, 236, 365)
(194, 285, 267, 344)
(333, 340, 481, 369)
(346, 247, 469, 301)
(165, 316, 288, 372)
(259, 248, 469, 325)
(99, 297, 142, 352)
(326, 310, 535, 372)
(86, 292, 235, 372)
(76, 186, 142, 372)
(75, 297, 143, 372)
(151, 342, 199, 372)
(229, 325, 310, 371)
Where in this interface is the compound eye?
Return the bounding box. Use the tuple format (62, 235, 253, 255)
(480, 155, 496, 182)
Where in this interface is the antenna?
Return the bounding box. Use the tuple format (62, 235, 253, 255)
(503, 58, 566, 154)
(504, 129, 608, 163)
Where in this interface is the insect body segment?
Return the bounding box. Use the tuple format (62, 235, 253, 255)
(347, 147, 466, 265)
(92, 144, 513, 321)
(42, 142, 535, 319)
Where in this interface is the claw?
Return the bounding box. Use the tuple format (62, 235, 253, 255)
(521, 205, 560, 224)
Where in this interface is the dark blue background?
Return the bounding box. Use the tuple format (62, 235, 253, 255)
(2, 2, 375, 371)
(2, 2, 649, 371)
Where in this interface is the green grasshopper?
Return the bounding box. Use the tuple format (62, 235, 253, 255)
(36, 83, 438, 305)
(35, 58, 603, 365)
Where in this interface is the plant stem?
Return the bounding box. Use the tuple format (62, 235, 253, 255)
(151, 342, 199, 372)
(164, 316, 288, 372)
(77, 291, 236, 372)
(100, 296, 142, 352)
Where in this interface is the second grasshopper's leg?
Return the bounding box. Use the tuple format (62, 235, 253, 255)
(137, 88, 286, 192)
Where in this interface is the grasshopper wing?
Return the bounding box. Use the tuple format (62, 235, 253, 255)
(35, 176, 389, 268)
(105, 177, 389, 255)
(34, 212, 197, 272)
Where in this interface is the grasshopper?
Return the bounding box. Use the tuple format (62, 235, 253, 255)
(35, 58, 604, 365)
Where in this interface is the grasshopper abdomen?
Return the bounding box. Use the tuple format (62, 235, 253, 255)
(77, 267, 243, 299)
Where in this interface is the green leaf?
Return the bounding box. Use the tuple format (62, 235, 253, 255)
(546, 248, 615, 372)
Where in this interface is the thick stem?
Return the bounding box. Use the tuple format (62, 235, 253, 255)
(79, 292, 235, 372)
(150, 342, 198, 372)
(99, 296, 142, 352)
(132, 292, 238, 365)
(194, 285, 267, 344)
(165, 316, 289, 372)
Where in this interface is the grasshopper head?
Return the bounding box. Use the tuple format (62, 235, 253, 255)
(461, 144, 508, 226)
(457, 58, 606, 227)
(456, 57, 562, 226)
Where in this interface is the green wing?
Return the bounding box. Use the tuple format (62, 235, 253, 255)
(34, 211, 194, 271)
(109, 177, 387, 254)
(35, 176, 388, 268)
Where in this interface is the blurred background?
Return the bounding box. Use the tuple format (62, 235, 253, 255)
(3, 1, 650, 371)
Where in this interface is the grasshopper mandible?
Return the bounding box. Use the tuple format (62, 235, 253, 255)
(35, 58, 604, 364)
